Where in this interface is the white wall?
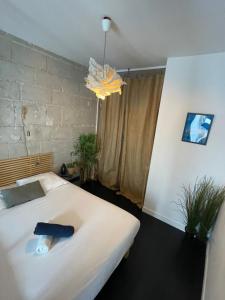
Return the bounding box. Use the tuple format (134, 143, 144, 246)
(201, 201, 225, 300)
(143, 52, 225, 231)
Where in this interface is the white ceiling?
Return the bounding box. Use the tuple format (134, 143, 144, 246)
(1, 0, 225, 69)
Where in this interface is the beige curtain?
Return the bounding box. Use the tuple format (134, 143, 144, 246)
(97, 72, 164, 207)
(97, 92, 126, 189)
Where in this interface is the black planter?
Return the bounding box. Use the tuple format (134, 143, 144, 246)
(193, 237, 207, 249)
(183, 227, 207, 254)
(184, 226, 196, 240)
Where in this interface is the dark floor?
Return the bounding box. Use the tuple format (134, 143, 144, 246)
(80, 181, 206, 300)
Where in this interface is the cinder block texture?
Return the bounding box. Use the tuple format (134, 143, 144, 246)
(0, 32, 97, 170)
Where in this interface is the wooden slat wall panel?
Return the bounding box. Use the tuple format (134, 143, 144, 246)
(0, 153, 53, 187)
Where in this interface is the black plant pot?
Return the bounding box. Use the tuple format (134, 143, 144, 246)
(184, 227, 207, 254)
(194, 237, 207, 248)
(184, 226, 196, 240)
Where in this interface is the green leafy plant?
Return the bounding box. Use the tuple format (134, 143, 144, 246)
(179, 178, 207, 237)
(71, 133, 98, 183)
(66, 162, 75, 168)
(198, 182, 225, 242)
(179, 177, 225, 242)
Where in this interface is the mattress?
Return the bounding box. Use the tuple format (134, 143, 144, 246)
(0, 181, 140, 300)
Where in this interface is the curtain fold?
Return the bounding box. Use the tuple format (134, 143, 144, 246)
(97, 72, 164, 207)
(97, 93, 126, 189)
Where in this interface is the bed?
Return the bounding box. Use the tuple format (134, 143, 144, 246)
(0, 155, 140, 300)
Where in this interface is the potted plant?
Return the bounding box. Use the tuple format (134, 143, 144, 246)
(179, 177, 225, 242)
(71, 133, 98, 184)
(198, 181, 225, 242)
(66, 162, 76, 176)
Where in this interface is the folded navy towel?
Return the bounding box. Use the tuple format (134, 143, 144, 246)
(34, 222, 74, 238)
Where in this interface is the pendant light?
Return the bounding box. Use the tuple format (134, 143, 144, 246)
(85, 17, 126, 100)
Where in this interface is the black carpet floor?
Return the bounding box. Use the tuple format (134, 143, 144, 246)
(80, 181, 206, 300)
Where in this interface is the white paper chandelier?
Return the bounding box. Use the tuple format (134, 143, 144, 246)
(85, 17, 126, 100)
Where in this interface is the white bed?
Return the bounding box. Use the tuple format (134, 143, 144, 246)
(0, 173, 140, 300)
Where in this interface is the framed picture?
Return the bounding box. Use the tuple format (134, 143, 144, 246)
(182, 113, 214, 145)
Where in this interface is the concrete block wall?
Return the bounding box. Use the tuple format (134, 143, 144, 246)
(0, 31, 97, 171)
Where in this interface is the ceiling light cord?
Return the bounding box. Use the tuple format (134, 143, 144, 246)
(103, 31, 107, 76)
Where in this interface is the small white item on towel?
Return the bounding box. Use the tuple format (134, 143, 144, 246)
(35, 235, 53, 255)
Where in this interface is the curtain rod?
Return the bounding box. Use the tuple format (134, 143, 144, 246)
(117, 65, 166, 73)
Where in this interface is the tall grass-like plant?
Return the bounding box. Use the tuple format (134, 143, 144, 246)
(198, 183, 225, 242)
(179, 177, 225, 242)
(179, 178, 208, 237)
(72, 133, 98, 183)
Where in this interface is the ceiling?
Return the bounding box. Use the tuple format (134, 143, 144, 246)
(1, 0, 225, 69)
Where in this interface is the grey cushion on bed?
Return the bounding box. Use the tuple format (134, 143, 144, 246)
(1, 181, 45, 208)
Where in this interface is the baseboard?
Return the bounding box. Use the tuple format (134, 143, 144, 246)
(142, 206, 185, 232)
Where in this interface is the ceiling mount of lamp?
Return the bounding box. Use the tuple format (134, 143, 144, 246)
(102, 16, 111, 32)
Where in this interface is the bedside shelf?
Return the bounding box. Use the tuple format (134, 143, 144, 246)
(58, 173, 80, 185)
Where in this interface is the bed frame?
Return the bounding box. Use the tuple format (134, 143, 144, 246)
(0, 153, 53, 187)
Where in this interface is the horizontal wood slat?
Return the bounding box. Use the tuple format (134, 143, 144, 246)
(0, 153, 53, 187)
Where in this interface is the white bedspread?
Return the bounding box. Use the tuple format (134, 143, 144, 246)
(0, 182, 140, 300)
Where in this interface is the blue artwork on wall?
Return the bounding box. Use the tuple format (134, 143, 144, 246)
(182, 113, 214, 145)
